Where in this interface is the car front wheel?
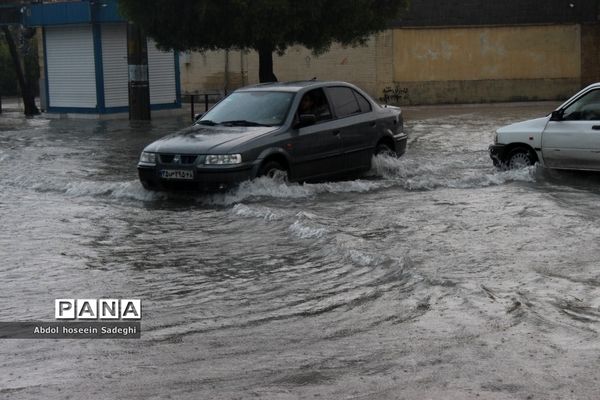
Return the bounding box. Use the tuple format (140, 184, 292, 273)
(506, 147, 535, 169)
(258, 160, 288, 181)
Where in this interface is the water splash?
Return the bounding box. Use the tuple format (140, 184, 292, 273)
(371, 154, 537, 190)
(199, 177, 384, 206)
(9, 153, 538, 204)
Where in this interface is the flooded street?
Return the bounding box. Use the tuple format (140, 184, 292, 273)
(2, 103, 600, 399)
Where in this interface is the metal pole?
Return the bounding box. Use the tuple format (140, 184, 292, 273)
(224, 50, 229, 95)
(190, 95, 194, 121)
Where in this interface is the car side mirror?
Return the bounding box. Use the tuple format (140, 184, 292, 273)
(194, 112, 204, 122)
(550, 110, 564, 121)
(296, 114, 317, 128)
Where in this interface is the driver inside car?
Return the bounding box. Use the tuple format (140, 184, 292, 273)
(297, 90, 332, 122)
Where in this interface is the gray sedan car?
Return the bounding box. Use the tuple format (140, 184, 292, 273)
(138, 81, 407, 191)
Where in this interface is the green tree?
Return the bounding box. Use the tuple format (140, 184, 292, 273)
(118, 0, 408, 82)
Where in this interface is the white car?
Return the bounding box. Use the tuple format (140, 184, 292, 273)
(490, 82, 600, 170)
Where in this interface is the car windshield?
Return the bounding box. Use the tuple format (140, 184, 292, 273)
(199, 91, 294, 126)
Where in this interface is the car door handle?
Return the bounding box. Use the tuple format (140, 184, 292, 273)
(332, 129, 341, 136)
(593, 126, 600, 130)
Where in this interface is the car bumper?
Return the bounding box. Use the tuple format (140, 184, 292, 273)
(138, 164, 256, 191)
(489, 144, 507, 166)
(394, 133, 408, 156)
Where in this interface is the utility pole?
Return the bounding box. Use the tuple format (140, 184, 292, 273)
(126, 23, 150, 120)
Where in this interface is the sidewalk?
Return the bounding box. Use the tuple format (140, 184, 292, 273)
(0, 96, 42, 113)
(0, 97, 189, 120)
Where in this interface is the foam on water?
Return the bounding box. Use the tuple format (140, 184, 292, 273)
(231, 204, 282, 221)
(371, 154, 537, 190)
(288, 220, 328, 239)
(63, 180, 166, 201)
(199, 176, 385, 206)
(328, 233, 390, 268)
(341, 248, 381, 267)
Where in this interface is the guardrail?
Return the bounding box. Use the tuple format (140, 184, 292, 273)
(183, 92, 223, 121)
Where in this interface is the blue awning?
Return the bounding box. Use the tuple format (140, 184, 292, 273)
(23, 0, 125, 27)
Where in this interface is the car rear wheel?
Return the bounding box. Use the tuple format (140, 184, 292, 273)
(258, 160, 288, 181)
(375, 142, 397, 157)
(506, 147, 535, 169)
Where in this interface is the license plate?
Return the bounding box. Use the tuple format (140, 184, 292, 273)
(160, 169, 194, 180)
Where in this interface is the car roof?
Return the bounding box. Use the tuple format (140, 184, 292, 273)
(235, 80, 353, 93)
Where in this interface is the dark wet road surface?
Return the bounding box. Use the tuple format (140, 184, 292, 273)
(2, 103, 600, 399)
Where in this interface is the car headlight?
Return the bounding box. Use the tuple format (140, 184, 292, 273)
(205, 154, 242, 165)
(139, 151, 156, 165)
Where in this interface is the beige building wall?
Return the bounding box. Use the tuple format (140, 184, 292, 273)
(246, 33, 392, 97)
(179, 50, 248, 95)
(180, 32, 392, 99)
(390, 25, 581, 104)
(180, 25, 586, 105)
(394, 25, 580, 81)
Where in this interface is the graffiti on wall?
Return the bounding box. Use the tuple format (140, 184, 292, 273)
(380, 84, 410, 104)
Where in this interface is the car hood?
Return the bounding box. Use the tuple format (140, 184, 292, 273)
(496, 116, 549, 135)
(144, 124, 278, 154)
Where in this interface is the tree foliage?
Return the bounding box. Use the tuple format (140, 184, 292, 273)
(118, 0, 408, 82)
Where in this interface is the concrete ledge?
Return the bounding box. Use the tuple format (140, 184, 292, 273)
(42, 108, 187, 120)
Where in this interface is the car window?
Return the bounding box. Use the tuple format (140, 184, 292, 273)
(354, 90, 372, 113)
(297, 88, 332, 123)
(328, 87, 361, 118)
(562, 89, 600, 121)
(200, 91, 294, 126)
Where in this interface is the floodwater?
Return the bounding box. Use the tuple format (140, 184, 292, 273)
(2, 103, 600, 399)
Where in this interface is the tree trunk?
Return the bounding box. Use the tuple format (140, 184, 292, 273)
(2, 26, 39, 116)
(258, 46, 277, 83)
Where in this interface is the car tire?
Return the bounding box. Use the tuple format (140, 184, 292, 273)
(140, 180, 155, 191)
(375, 142, 397, 157)
(258, 160, 288, 180)
(506, 147, 536, 169)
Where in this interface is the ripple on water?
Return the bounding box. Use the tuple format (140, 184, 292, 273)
(139, 202, 423, 342)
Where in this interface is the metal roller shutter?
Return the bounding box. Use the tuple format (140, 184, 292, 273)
(45, 26, 97, 109)
(147, 39, 177, 105)
(101, 24, 128, 108)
